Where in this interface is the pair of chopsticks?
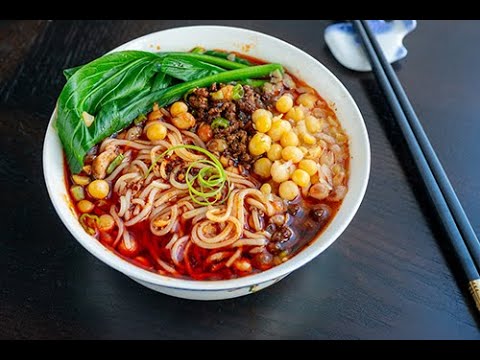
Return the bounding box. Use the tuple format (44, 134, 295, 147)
(352, 20, 480, 311)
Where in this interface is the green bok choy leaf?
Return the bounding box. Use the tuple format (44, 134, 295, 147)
(56, 50, 282, 174)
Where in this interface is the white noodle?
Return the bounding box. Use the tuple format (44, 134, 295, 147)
(124, 204, 152, 227)
(233, 238, 267, 247)
(165, 234, 179, 250)
(110, 206, 124, 248)
(171, 236, 189, 266)
(226, 248, 242, 267)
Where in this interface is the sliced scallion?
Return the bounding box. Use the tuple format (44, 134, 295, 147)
(232, 83, 244, 100)
(106, 154, 125, 175)
(79, 213, 99, 236)
(70, 185, 85, 201)
(146, 144, 229, 206)
(211, 117, 230, 129)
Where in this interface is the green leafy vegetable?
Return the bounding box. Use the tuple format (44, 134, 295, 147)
(238, 79, 267, 87)
(204, 50, 253, 66)
(92, 63, 283, 146)
(152, 71, 174, 90)
(63, 50, 248, 80)
(161, 52, 247, 70)
(211, 117, 230, 129)
(56, 48, 283, 174)
(56, 50, 164, 173)
(63, 65, 84, 80)
(160, 56, 225, 82)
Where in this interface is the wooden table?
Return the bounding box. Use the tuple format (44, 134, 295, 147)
(1, 20, 479, 339)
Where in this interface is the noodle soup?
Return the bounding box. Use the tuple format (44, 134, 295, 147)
(61, 50, 349, 281)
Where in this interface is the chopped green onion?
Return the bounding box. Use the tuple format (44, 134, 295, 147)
(232, 84, 244, 100)
(146, 144, 229, 206)
(211, 117, 230, 129)
(79, 213, 99, 236)
(134, 113, 146, 125)
(106, 154, 125, 175)
(271, 69, 284, 81)
(70, 185, 85, 201)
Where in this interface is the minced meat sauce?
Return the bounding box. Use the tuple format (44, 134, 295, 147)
(188, 83, 280, 169)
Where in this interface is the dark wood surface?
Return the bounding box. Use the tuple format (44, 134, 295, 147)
(1, 20, 479, 339)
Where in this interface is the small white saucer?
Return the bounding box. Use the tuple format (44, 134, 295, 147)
(325, 20, 417, 72)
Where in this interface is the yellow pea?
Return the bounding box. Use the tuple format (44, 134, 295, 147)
(253, 158, 273, 178)
(98, 214, 115, 231)
(267, 143, 283, 161)
(77, 199, 94, 213)
(279, 181, 299, 201)
(296, 93, 318, 109)
(249, 133, 272, 156)
(88, 180, 110, 199)
(146, 122, 167, 141)
(281, 146, 304, 163)
(171, 112, 196, 129)
(286, 106, 304, 122)
(275, 95, 294, 113)
(280, 132, 299, 147)
(72, 174, 91, 186)
(299, 146, 308, 154)
(260, 183, 272, 195)
(305, 115, 322, 133)
(267, 120, 292, 142)
(252, 109, 273, 133)
(299, 159, 318, 176)
(302, 133, 317, 145)
(291, 169, 310, 187)
(170, 101, 188, 117)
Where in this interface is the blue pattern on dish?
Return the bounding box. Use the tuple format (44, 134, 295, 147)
(324, 20, 417, 72)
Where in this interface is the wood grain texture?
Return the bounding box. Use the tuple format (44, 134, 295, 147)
(0, 20, 479, 339)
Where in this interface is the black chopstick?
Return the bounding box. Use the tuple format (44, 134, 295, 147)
(359, 19, 480, 273)
(352, 20, 480, 310)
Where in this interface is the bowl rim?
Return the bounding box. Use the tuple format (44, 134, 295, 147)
(43, 25, 370, 291)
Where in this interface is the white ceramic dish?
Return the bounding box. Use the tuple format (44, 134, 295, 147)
(43, 25, 370, 300)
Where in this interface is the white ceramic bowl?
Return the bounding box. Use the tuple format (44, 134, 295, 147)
(43, 26, 370, 300)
